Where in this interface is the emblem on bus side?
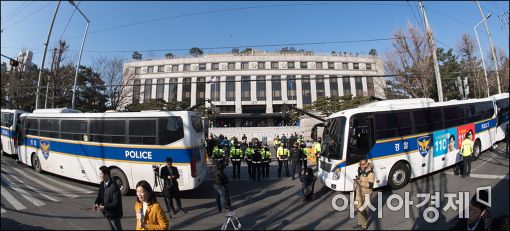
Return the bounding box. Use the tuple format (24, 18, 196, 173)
(40, 140, 50, 160)
(417, 136, 431, 157)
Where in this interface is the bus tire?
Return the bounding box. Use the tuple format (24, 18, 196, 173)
(110, 168, 130, 196)
(32, 154, 42, 173)
(471, 140, 482, 161)
(388, 162, 409, 190)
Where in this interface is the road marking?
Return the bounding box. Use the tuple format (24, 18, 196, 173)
(1, 206, 6, 213)
(13, 168, 94, 194)
(0, 185, 27, 211)
(8, 173, 60, 202)
(443, 172, 509, 180)
(12, 167, 79, 198)
(472, 153, 498, 172)
(1, 174, 46, 207)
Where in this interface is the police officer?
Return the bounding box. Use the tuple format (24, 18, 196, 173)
(251, 140, 262, 181)
(206, 134, 216, 161)
(290, 142, 302, 180)
(261, 144, 272, 178)
(213, 143, 225, 169)
(313, 138, 322, 171)
(277, 143, 290, 178)
(273, 135, 281, 149)
(230, 142, 243, 179)
(245, 142, 255, 178)
(300, 142, 308, 170)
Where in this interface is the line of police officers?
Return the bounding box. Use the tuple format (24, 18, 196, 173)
(206, 134, 322, 180)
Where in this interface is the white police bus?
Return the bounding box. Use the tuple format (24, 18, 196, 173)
(17, 108, 207, 195)
(318, 97, 497, 191)
(1, 109, 27, 156)
(490, 93, 509, 142)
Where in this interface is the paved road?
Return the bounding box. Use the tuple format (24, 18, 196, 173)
(1, 142, 508, 230)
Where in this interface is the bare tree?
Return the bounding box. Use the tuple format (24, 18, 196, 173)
(384, 23, 435, 99)
(457, 34, 485, 98)
(92, 56, 135, 110)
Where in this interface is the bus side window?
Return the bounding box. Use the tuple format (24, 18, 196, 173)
(347, 113, 373, 165)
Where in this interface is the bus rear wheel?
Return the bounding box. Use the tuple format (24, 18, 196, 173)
(32, 154, 42, 173)
(388, 162, 410, 190)
(110, 168, 129, 196)
(471, 140, 481, 161)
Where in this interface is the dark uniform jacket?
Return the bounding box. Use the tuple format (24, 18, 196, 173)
(94, 179, 123, 219)
(251, 149, 262, 163)
(290, 148, 302, 161)
(160, 165, 180, 190)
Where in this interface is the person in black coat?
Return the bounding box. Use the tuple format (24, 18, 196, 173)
(300, 168, 316, 201)
(213, 166, 231, 212)
(290, 142, 302, 180)
(94, 166, 123, 230)
(450, 190, 491, 231)
(160, 157, 187, 215)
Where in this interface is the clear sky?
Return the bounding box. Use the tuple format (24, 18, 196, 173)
(1, 1, 508, 68)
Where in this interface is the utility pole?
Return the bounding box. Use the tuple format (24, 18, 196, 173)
(418, 1, 444, 102)
(35, 1, 61, 110)
(476, 1, 501, 94)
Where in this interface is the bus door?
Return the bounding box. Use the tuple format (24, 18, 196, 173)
(344, 113, 375, 191)
(1, 112, 14, 155)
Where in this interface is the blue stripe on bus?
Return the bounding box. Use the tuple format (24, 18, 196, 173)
(23, 137, 193, 163)
(1, 128, 15, 138)
(475, 118, 497, 133)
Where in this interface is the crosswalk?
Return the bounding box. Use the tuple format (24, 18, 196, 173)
(0, 163, 96, 214)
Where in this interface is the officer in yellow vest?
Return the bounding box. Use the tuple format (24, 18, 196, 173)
(274, 136, 281, 149)
(261, 144, 272, 178)
(313, 138, 322, 171)
(276, 144, 290, 178)
(230, 142, 243, 179)
(460, 131, 474, 178)
(251, 140, 262, 181)
(245, 142, 255, 178)
(212, 143, 225, 169)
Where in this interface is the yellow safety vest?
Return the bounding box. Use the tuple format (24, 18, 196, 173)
(313, 142, 321, 152)
(461, 139, 474, 157)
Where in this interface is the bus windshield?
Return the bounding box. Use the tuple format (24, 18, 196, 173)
(321, 116, 346, 160)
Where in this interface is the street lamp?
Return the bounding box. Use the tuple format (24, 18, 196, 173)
(69, 0, 90, 109)
(474, 13, 492, 98)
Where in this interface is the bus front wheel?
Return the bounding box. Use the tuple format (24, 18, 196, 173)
(110, 168, 130, 196)
(32, 154, 42, 173)
(388, 162, 410, 190)
(471, 140, 481, 161)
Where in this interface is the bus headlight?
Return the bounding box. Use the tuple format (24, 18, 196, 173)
(332, 169, 341, 180)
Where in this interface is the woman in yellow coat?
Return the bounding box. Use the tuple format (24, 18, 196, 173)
(135, 180, 169, 230)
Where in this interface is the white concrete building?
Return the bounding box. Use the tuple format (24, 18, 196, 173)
(122, 50, 386, 127)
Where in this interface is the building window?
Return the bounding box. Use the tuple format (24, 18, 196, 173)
(132, 79, 141, 103)
(366, 63, 372, 70)
(158, 66, 164, 72)
(256, 76, 266, 100)
(328, 62, 334, 69)
(300, 62, 307, 69)
(330, 75, 338, 97)
(172, 65, 178, 72)
(343, 77, 351, 96)
(353, 63, 359, 70)
(271, 75, 281, 100)
(182, 78, 191, 105)
(196, 77, 206, 102)
(241, 76, 251, 101)
(226, 76, 235, 101)
(316, 62, 323, 69)
(211, 63, 219, 70)
(271, 62, 278, 69)
(258, 62, 265, 69)
(302, 75, 311, 105)
(143, 79, 152, 102)
(168, 78, 177, 102)
(342, 62, 348, 70)
(210, 76, 220, 101)
(156, 79, 164, 99)
(367, 77, 375, 96)
(199, 63, 206, 70)
(355, 77, 363, 96)
(228, 62, 235, 70)
(148, 66, 154, 73)
(288, 62, 295, 69)
(241, 62, 249, 70)
(287, 75, 296, 100)
(135, 67, 141, 74)
(316, 75, 325, 98)
(183, 64, 190, 71)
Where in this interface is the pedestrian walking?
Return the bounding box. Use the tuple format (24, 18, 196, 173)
(213, 166, 231, 212)
(261, 144, 272, 178)
(290, 143, 302, 180)
(300, 168, 316, 202)
(460, 131, 474, 177)
(230, 142, 243, 179)
(135, 180, 169, 230)
(94, 166, 123, 230)
(160, 157, 187, 215)
(251, 140, 262, 181)
(353, 159, 374, 230)
(277, 144, 290, 178)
